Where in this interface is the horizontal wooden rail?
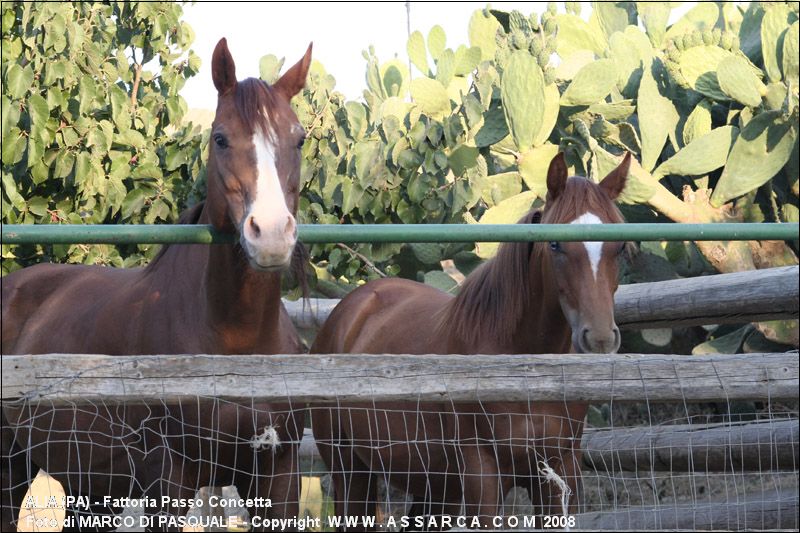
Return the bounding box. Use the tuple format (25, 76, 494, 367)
(581, 419, 799, 472)
(284, 266, 800, 330)
(573, 488, 798, 530)
(612, 265, 799, 328)
(297, 419, 799, 473)
(2, 222, 798, 244)
(2, 352, 797, 403)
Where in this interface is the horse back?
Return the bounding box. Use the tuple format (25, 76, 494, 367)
(311, 277, 452, 355)
(1, 262, 150, 354)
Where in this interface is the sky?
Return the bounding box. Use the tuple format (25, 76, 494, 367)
(180, 2, 695, 111)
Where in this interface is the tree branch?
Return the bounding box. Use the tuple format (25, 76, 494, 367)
(130, 63, 142, 109)
(336, 243, 387, 278)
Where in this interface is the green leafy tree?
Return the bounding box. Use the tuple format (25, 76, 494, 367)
(1, 1, 203, 272)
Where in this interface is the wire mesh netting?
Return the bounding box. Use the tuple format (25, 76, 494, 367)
(2, 354, 798, 532)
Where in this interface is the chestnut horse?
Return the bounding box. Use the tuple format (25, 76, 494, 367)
(2, 38, 311, 531)
(311, 152, 631, 530)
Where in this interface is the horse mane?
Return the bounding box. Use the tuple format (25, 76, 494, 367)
(438, 209, 542, 345)
(234, 77, 279, 138)
(145, 201, 206, 271)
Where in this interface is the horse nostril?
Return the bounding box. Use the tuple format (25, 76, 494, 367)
(285, 216, 297, 239)
(581, 328, 591, 352)
(249, 216, 261, 238)
(611, 326, 621, 352)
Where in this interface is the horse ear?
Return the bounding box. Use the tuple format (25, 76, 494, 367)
(600, 152, 631, 200)
(546, 152, 568, 202)
(274, 43, 313, 100)
(212, 38, 237, 95)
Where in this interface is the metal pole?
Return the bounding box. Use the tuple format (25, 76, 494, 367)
(2, 223, 798, 245)
(406, 1, 413, 78)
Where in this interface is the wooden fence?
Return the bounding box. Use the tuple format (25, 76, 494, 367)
(3, 351, 798, 531)
(284, 265, 800, 331)
(2, 266, 798, 531)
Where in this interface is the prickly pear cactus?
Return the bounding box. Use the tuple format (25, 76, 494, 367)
(253, 3, 799, 349)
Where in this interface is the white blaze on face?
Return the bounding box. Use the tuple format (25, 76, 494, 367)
(242, 126, 297, 268)
(570, 212, 603, 280)
(251, 128, 288, 218)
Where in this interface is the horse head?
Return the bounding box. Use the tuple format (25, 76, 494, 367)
(540, 152, 631, 354)
(205, 37, 312, 271)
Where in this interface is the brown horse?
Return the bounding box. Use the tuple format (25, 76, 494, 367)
(311, 152, 631, 531)
(2, 38, 311, 531)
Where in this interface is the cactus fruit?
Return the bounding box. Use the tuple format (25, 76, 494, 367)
(665, 60, 689, 89)
(565, 1, 581, 16)
(667, 44, 680, 62)
(573, 118, 591, 140)
(529, 36, 542, 55)
(543, 17, 557, 34)
(544, 35, 556, 54)
(702, 30, 713, 45)
(537, 49, 550, 68)
(511, 30, 527, 50)
(720, 31, 734, 50)
(543, 66, 556, 85)
(712, 28, 722, 45)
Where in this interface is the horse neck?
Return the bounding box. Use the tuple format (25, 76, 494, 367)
(443, 241, 572, 354)
(195, 205, 284, 331)
(510, 243, 572, 353)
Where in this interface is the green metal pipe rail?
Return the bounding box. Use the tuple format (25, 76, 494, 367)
(1, 222, 798, 244)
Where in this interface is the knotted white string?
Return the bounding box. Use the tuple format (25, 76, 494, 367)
(250, 425, 281, 452)
(538, 459, 572, 530)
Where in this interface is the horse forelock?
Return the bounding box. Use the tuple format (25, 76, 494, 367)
(233, 78, 279, 139)
(439, 209, 540, 346)
(542, 176, 624, 225)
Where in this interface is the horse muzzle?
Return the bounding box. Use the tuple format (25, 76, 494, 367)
(241, 213, 297, 271)
(573, 325, 621, 354)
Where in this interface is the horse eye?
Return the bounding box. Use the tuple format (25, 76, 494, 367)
(549, 241, 561, 252)
(213, 133, 228, 149)
(616, 243, 626, 256)
(296, 136, 305, 150)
